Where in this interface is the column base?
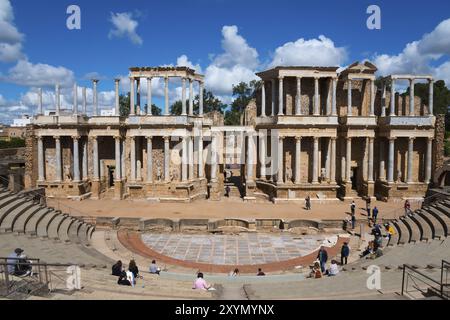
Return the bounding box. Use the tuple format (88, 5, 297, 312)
(91, 180, 100, 199)
(114, 180, 123, 200)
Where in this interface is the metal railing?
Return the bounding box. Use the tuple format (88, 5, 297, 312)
(401, 262, 449, 300)
(441, 260, 450, 299)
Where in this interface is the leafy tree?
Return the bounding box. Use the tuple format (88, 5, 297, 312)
(0, 137, 25, 149)
(410, 80, 450, 116)
(224, 80, 261, 125)
(170, 89, 226, 116)
(119, 93, 161, 116)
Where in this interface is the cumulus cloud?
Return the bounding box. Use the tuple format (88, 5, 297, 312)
(270, 35, 347, 67)
(0, 0, 25, 62)
(108, 12, 143, 46)
(176, 55, 202, 73)
(372, 18, 450, 85)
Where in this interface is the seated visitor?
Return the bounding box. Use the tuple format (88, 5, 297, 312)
(117, 270, 132, 286)
(360, 241, 374, 258)
(7, 248, 32, 277)
(384, 224, 395, 240)
(326, 260, 339, 276)
(149, 260, 161, 275)
(193, 273, 211, 290)
(229, 268, 239, 277)
(128, 259, 140, 279)
(257, 268, 265, 276)
(112, 260, 123, 276)
(309, 262, 322, 279)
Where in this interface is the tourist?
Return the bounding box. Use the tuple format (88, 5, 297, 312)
(385, 223, 395, 241)
(350, 201, 356, 216)
(112, 260, 123, 276)
(374, 234, 383, 251)
(117, 270, 132, 286)
(7, 248, 32, 277)
(366, 198, 371, 220)
(340, 242, 350, 265)
(372, 206, 379, 224)
(351, 214, 356, 230)
(128, 259, 140, 280)
(309, 262, 322, 279)
(193, 273, 211, 290)
(229, 268, 239, 277)
(404, 200, 411, 216)
(257, 268, 265, 276)
(149, 260, 161, 275)
(372, 224, 382, 237)
(305, 195, 311, 210)
(326, 260, 339, 276)
(317, 246, 328, 273)
(360, 241, 374, 258)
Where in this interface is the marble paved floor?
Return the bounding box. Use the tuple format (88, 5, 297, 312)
(141, 233, 336, 265)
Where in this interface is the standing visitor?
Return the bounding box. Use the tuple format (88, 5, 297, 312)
(350, 201, 356, 216)
(372, 206, 379, 224)
(366, 198, 371, 220)
(340, 242, 350, 265)
(305, 195, 311, 210)
(351, 214, 356, 230)
(317, 246, 328, 273)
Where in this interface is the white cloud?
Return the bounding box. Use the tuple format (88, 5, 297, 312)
(0, 94, 6, 105)
(176, 55, 202, 73)
(0, 0, 25, 62)
(270, 35, 347, 67)
(4, 60, 75, 87)
(108, 12, 143, 46)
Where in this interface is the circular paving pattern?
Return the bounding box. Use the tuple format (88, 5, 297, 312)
(141, 233, 338, 265)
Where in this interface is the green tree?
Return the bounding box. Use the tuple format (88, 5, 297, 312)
(119, 93, 161, 116)
(170, 89, 226, 115)
(224, 80, 261, 125)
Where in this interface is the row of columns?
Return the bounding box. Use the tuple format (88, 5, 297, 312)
(347, 79, 375, 116)
(129, 77, 204, 116)
(260, 77, 338, 117)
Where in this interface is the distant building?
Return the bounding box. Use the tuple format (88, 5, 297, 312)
(11, 115, 31, 127)
(100, 108, 116, 116)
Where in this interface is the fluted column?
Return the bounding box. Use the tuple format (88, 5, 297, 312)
(429, 79, 434, 115)
(277, 136, 284, 184)
(130, 78, 135, 116)
(314, 77, 320, 115)
(246, 133, 254, 181)
(73, 84, 78, 115)
(259, 134, 266, 179)
(115, 79, 120, 116)
(82, 87, 87, 115)
(346, 138, 352, 183)
(261, 81, 266, 117)
(164, 136, 170, 182)
(332, 77, 337, 116)
(130, 137, 136, 182)
(370, 79, 375, 116)
(379, 139, 386, 181)
(146, 137, 153, 183)
(425, 138, 433, 183)
(313, 137, 319, 184)
(164, 77, 169, 116)
(381, 82, 387, 116)
(330, 137, 336, 183)
(82, 139, 88, 180)
(211, 133, 218, 182)
(278, 77, 284, 116)
(55, 136, 62, 182)
(296, 77, 302, 115)
(189, 79, 194, 116)
(73, 136, 80, 182)
(409, 79, 415, 116)
(136, 78, 141, 115)
(198, 135, 204, 178)
(38, 136, 44, 181)
(115, 136, 121, 181)
(295, 137, 302, 184)
(188, 136, 194, 180)
(38, 88, 43, 115)
(181, 137, 188, 182)
(92, 137, 99, 181)
(199, 81, 204, 116)
(347, 79, 352, 116)
(121, 140, 126, 180)
(181, 78, 187, 115)
(271, 79, 276, 116)
(368, 137, 374, 183)
(388, 138, 395, 183)
(92, 79, 99, 116)
(147, 77, 152, 115)
(390, 79, 396, 116)
(407, 137, 414, 183)
(55, 84, 60, 116)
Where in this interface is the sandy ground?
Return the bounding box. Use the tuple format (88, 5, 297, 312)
(47, 197, 423, 221)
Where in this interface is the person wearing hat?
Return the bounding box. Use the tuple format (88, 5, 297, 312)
(7, 248, 32, 276)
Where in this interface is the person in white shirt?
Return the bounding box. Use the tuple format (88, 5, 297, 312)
(327, 260, 339, 276)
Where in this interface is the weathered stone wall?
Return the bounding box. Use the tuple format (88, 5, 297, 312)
(434, 114, 445, 175)
(24, 125, 37, 189)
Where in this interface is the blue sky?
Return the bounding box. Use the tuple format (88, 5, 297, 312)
(0, 0, 450, 123)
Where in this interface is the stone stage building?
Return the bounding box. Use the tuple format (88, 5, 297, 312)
(24, 62, 441, 203)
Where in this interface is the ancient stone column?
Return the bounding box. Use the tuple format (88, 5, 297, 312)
(278, 77, 284, 116)
(368, 137, 374, 183)
(388, 138, 395, 183)
(381, 83, 387, 116)
(38, 88, 43, 115)
(189, 79, 194, 116)
(314, 77, 320, 116)
(38, 136, 44, 181)
(295, 137, 302, 184)
(147, 77, 152, 115)
(259, 134, 266, 179)
(409, 78, 415, 116)
(407, 137, 414, 183)
(73, 83, 78, 115)
(198, 135, 204, 178)
(188, 135, 194, 180)
(330, 137, 336, 183)
(55, 84, 60, 116)
(55, 136, 62, 182)
(82, 87, 87, 115)
(92, 137, 99, 181)
(313, 137, 319, 184)
(246, 133, 254, 181)
(379, 139, 386, 181)
(164, 77, 169, 116)
(164, 136, 170, 182)
(429, 79, 434, 115)
(92, 79, 99, 116)
(326, 138, 331, 179)
(136, 78, 141, 115)
(130, 77, 135, 116)
(181, 78, 187, 116)
(146, 137, 153, 183)
(199, 81, 204, 116)
(73, 136, 80, 182)
(425, 138, 433, 183)
(115, 79, 120, 116)
(115, 136, 121, 181)
(346, 137, 352, 183)
(296, 77, 302, 115)
(130, 137, 136, 182)
(261, 81, 266, 117)
(390, 79, 396, 116)
(347, 79, 352, 116)
(277, 136, 284, 184)
(181, 136, 188, 182)
(370, 79, 375, 116)
(121, 140, 126, 180)
(331, 78, 337, 116)
(211, 133, 218, 182)
(82, 139, 88, 180)
(271, 79, 276, 116)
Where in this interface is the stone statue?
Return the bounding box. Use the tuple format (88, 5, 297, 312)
(64, 165, 72, 181)
(285, 167, 292, 183)
(156, 165, 162, 182)
(320, 168, 327, 182)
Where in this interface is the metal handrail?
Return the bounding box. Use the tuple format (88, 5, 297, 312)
(441, 260, 450, 298)
(401, 263, 447, 299)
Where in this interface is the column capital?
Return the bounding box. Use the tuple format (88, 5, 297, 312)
(296, 76, 302, 80)
(146, 76, 153, 81)
(92, 79, 99, 84)
(72, 135, 80, 140)
(114, 78, 120, 83)
(163, 136, 170, 142)
(37, 136, 43, 141)
(89, 135, 98, 141)
(146, 136, 153, 141)
(408, 137, 416, 141)
(295, 136, 302, 142)
(368, 137, 375, 142)
(114, 135, 122, 140)
(346, 137, 352, 142)
(53, 136, 60, 141)
(388, 137, 396, 142)
(330, 136, 337, 141)
(278, 76, 284, 80)
(428, 79, 434, 84)
(314, 76, 320, 80)
(278, 136, 285, 141)
(427, 137, 434, 142)
(313, 136, 319, 141)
